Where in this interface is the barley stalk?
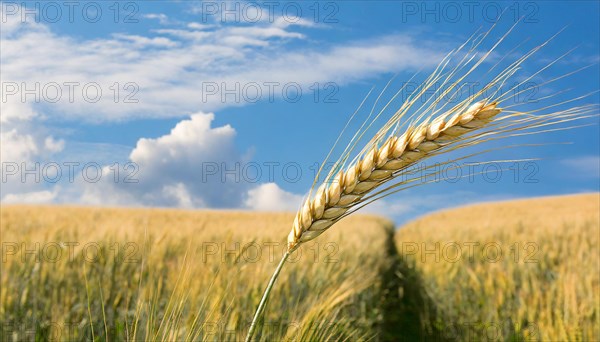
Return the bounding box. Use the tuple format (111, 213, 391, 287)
(246, 251, 290, 342)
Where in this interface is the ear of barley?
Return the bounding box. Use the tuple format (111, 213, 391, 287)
(288, 100, 502, 250)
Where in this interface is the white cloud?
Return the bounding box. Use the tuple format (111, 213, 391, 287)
(129, 112, 237, 168)
(0, 103, 65, 171)
(143, 13, 170, 25)
(1, 4, 444, 123)
(0, 129, 39, 163)
(162, 183, 200, 208)
(44, 136, 65, 153)
(152, 29, 212, 41)
(244, 183, 303, 211)
(224, 26, 304, 39)
(2, 189, 58, 204)
(76, 112, 250, 208)
(0, 100, 38, 123)
(187, 22, 216, 30)
(112, 33, 179, 48)
(74, 166, 142, 207)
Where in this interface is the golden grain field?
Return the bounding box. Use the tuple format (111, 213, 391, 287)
(395, 193, 600, 341)
(1, 193, 599, 341)
(0, 206, 394, 341)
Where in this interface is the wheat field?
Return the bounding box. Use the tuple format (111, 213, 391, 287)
(0, 206, 394, 341)
(395, 193, 600, 341)
(1, 193, 599, 341)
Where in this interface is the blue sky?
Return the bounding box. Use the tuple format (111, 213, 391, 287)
(1, 1, 599, 224)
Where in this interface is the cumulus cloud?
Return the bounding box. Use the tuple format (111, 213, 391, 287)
(76, 112, 251, 208)
(69, 115, 308, 211)
(244, 183, 303, 211)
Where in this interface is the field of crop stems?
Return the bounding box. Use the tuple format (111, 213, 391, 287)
(395, 193, 600, 341)
(1, 193, 598, 341)
(1, 206, 393, 341)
